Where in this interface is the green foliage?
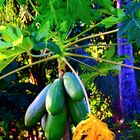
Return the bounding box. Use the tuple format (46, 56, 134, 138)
(89, 84, 112, 120)
(0, 0, 4, 6)
(0, 26, 33, 72)
(104, 45, 115, 59)
(118, 2, 140, 48)
(67, 0, 91, 24)
(92, 0, 115, 14)
(35, 16, 54, 42)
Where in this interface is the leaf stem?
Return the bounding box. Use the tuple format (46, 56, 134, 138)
(66, 41, 136, 51)
(49, 0, 58, 26)
(61, 57, 91, 114)
(66, 22, 102, 43)
(28, 52, 53, 58)
(0, 54, 58, 80)
(66, 56, 98, 71)
(65, 53, 140, 71)
(65, 29, 118, 48)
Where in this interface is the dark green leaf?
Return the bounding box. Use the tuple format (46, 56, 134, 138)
(118, 2, 140, 48)
(0, 0, 5, 6)
(47, 41, 62, 55)
(35, 13, 54, 42)
(33, 42, 47, 51)
(33, 41, 62, 55)
(92, 0, 115, 14)
(67, 0, 92, 23)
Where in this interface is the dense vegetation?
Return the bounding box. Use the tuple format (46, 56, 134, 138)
(0, 0, 140, 139)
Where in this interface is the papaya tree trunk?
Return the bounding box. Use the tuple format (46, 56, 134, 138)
(117, 0, 140, 120)
(30, 50, 46, 88)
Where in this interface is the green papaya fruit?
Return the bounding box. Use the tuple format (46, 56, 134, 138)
(45, 108, 67, 140)
(67, 97, 88, 125)
(45, 78, 65, 115)
(41, 114, 47, 131)
(24, 84, 51, 127)
(63, 72, 84, 101)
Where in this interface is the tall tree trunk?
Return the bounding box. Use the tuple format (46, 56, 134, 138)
(117, 0, 140, 120)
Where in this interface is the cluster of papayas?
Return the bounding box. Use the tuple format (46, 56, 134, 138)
(24, 72, 88, 140)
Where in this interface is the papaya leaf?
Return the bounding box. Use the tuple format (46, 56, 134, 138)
(0, 41, 12, 50)
(101, 16, 121, 28)
(1, 62, 18, 81)
(97, 62, 121, 75)
(118, 2, 140, 48)
(46, 41, 62, 55)
(33, 41, 62, 55)
(1, 26, 23, 46)
(35, 13, 54, 42)
(104, 45, 115, 59)
(117, 8, 126, 21)
(0, 37, 33, 72)
(67, 0, 92, 24)
(33, 42, 47, 51)
(0, 55, 17, 72)
(80, 72, 99, 89)
(0, 0, 5, 6)
(22, 37, 33, 51)
(0, 25, 6, 31)
(92, 0, 115, 14)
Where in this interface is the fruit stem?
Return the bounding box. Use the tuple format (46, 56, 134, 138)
(61, 57, 91, 114)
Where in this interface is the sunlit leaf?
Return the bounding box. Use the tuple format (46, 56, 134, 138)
(1, 26, 23, 46)
(0, 25, 6, 31)
(0, 55, 18, 72)
(22, 37, 33, 51)
(0, 41, 12, 50)
(101, 16, 120, 28)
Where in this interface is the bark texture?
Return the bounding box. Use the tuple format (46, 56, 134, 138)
(117, 0, 140, 120)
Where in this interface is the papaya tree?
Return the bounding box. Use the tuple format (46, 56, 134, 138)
(0, 0, 140, 139)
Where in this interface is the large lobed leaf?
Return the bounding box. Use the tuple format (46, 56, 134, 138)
(0, 25, 33, 72)
(67, 0, 92, 24)
(118, 2, 140, 48)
